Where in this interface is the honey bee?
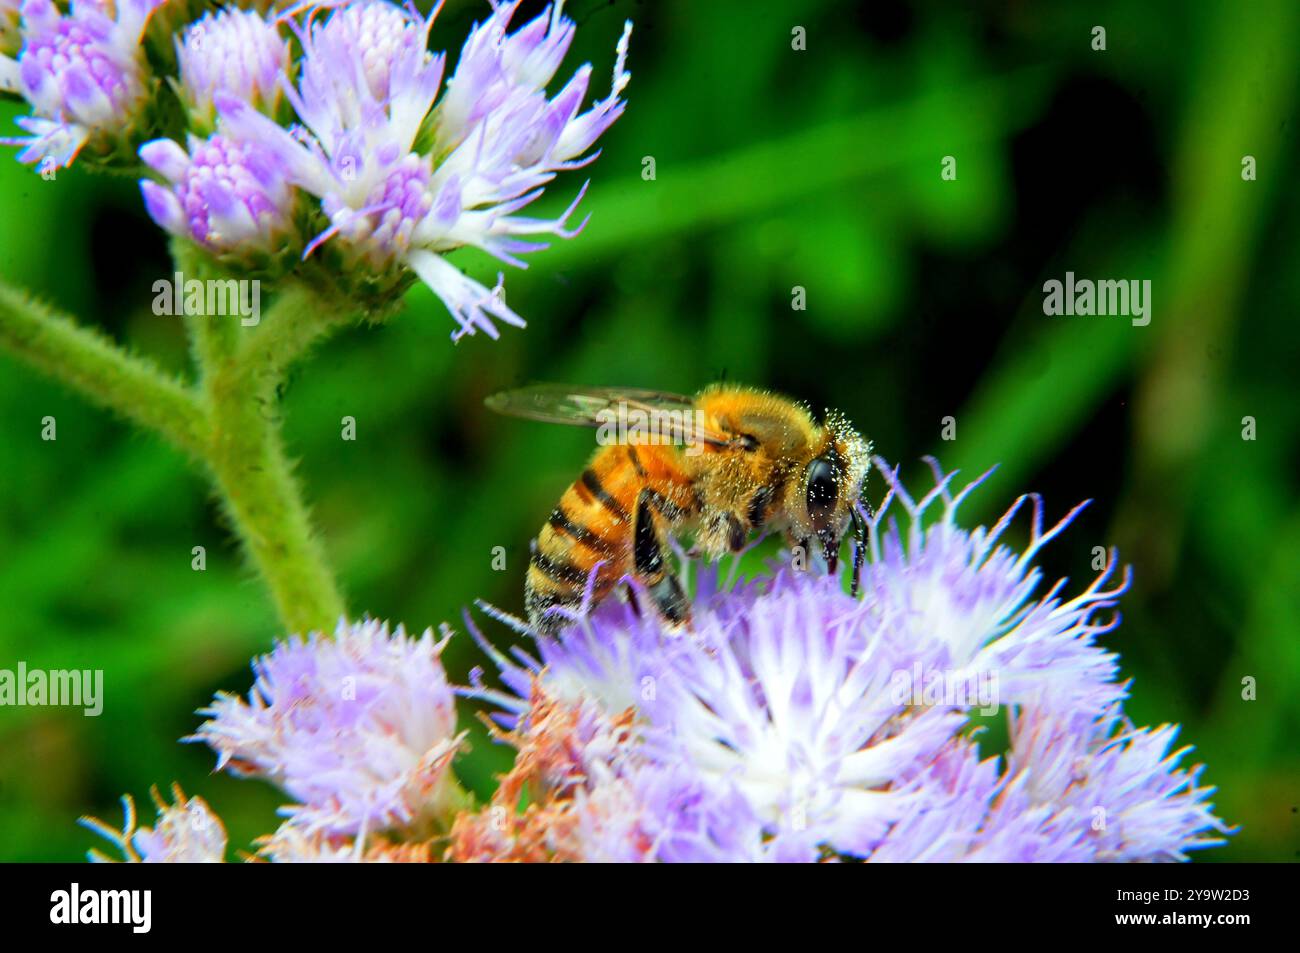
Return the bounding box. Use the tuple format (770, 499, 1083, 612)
(485, 384, 872, 634)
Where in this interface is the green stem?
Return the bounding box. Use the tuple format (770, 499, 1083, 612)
(194, 283, 349, 634)
(0, 282, 208, 457)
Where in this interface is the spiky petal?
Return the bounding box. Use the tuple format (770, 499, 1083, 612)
(80, 785, 227, 863)
(859, 457, 1129, 716)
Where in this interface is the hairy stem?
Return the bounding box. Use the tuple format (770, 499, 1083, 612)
(0, 282, 208, 457)
(194, 283, 349, 634)
(0, 271, 352, 632)
(2, 271, 470, 811)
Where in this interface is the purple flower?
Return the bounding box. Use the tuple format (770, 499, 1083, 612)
(865, 741, 1095, 862)
(432, 0, 631, 185)
(622, 761, 773, 863)
(191, 618, 463, 838)
(649, 577, 966, 860)
(1004, 705, 1232, 861)
(139, 133, 297, 254)
(860, 458, 1128, 716)
(218, 0, 632, 340)
(81, 785, 227, 863)
(446, 685, 664, 862)
(0, 0, 164, 168)
(471, 568, 964, 861)
(175, 9, 290, 130)
(868, 705, 1230, 862)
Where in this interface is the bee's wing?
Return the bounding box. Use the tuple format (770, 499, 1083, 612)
(485, 384, 732, 446)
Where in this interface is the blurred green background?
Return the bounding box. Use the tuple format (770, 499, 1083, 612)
(1, 0, 1297, 861)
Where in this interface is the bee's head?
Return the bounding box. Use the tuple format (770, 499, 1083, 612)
(796, 412, 871, 570)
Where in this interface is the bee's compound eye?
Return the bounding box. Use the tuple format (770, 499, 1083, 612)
(806, 457, 838, 521)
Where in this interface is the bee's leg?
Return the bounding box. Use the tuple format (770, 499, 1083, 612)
(624, 582, 643, 618)
(526, 584, 577, 636)
(697, 509, 747, 556)
(634, 491, 692, 628)
(849, 507, 868, 598)
(724, 512, 746, 552)
(634, 492, 667, 578)
(647, 572, 691, 628)
(818, 526, 842, 574)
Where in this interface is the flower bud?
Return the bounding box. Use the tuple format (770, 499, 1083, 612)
(175, 9, 289, 134)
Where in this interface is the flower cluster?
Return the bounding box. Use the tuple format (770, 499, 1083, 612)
(3, 0, 632, 337)
(192, 618, 464, 841)
(84, 460, 1231, 863)
(140, 132, 297, 257)
(0, 0, 164, 168)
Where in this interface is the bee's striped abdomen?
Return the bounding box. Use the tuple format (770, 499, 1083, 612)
(526, 446, 633, 633)
(526, 444, 694, 633)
